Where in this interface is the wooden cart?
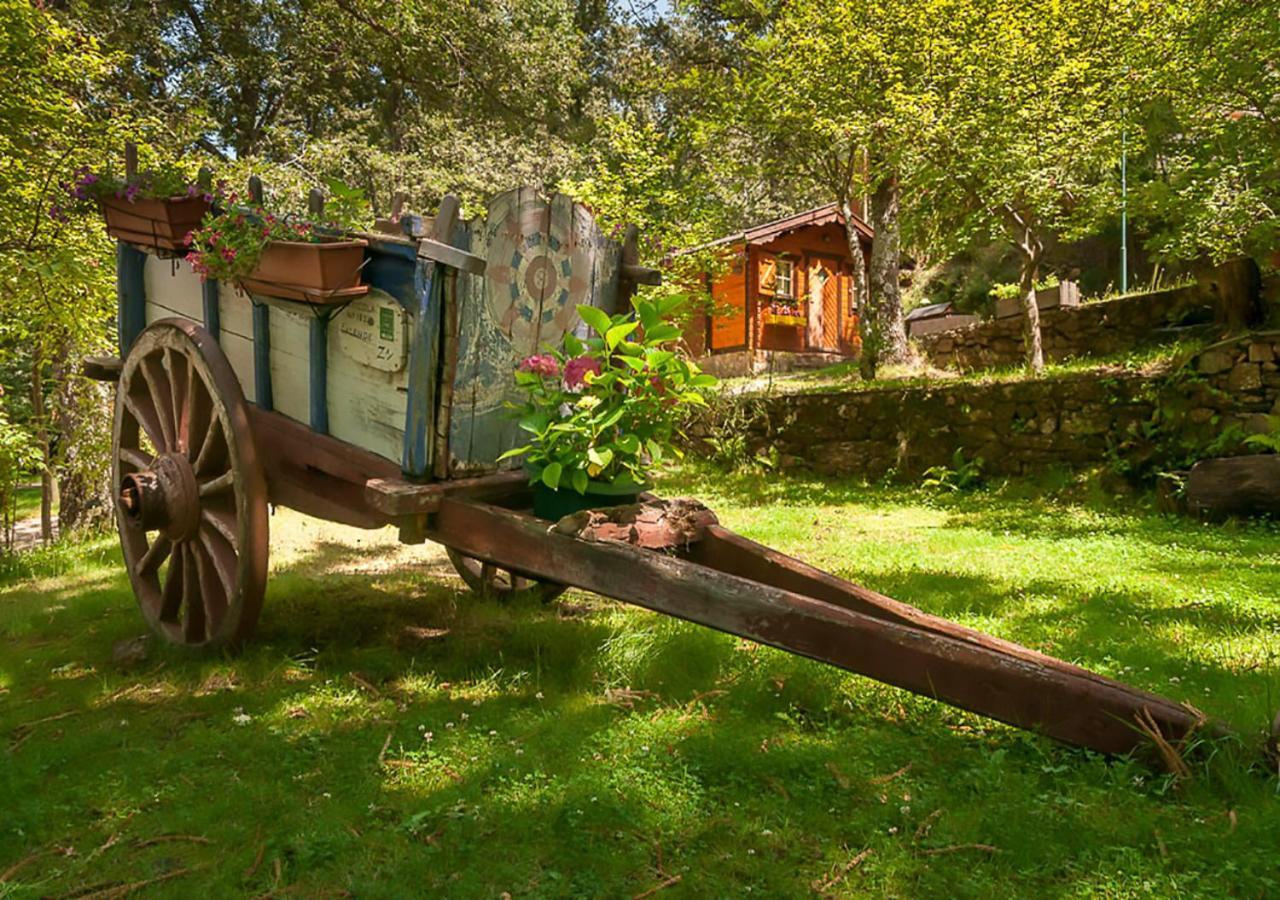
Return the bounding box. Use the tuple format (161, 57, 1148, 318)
(87, 186, 1220, 761)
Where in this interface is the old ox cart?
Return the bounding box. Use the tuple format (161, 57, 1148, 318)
(85, 184, 1219, 763)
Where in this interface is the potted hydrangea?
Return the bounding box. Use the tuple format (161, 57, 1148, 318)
(185, 183, 372, 303)
(63, 163, 214, 251)
(500, 295, 719, 520)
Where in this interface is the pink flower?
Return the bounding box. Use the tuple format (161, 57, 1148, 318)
(563, 355, 601, 390)
(518, 354, 559, 378)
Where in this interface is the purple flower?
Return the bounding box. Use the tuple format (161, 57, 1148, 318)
(48, 203, 68, 223)
(563, 355, 601, 390)
(518, 354, 559, 378)
(123, 183, 141, 202)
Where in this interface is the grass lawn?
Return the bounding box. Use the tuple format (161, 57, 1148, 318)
(1, 465, 1277, 897)
(10, 486, 44, 524)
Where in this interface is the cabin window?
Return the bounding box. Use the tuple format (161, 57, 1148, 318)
(775, 259, 794, 298)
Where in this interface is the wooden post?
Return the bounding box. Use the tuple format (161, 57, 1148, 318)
(247, 176, 264, 205)
(401, 195, 460, 479)
(308, 188, 325, 220)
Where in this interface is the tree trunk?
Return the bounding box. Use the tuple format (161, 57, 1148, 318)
(53, 347, 113, 535)
(30, 357, 53, 544)
(840, 200, 876, 379)
(868, 173, 910, 367)
(1017, 236, 1045, 373)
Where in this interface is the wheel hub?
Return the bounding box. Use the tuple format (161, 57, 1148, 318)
(119, 452, 201, 541)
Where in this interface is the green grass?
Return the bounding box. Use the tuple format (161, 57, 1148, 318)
(1, 466, 1278, 897)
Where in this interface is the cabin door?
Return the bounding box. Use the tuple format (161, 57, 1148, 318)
(807, 258, 839, 351)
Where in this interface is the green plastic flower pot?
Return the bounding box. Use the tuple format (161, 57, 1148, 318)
(526, 465, 648, 521)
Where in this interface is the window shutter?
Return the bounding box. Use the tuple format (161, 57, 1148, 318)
(758, 256, 777, 294)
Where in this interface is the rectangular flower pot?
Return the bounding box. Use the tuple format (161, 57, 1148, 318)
(100, 195, 210, 251)
(248, 239, 369, 293)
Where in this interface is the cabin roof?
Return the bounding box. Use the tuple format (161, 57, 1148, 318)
(904, 301, 956, 322)
(682, 202, 874, 254)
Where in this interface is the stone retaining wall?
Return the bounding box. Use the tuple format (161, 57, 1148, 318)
(916, 284, 1214, 371)
(710, 333, 1280, 480)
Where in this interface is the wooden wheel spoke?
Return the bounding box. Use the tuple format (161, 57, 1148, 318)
(167, 348, 192, 454)
(136, 534, 172, 576)
(199, 470, 235, 498)
(179, 544, 206, 642)
(192, 540, 227, 637)
(139, 355, 176, 452)
(199, 527, 238, 602)
(124, 391, 166, 454)
(119, 447, 153, 471)
(193, 415, 225, 476)
(202, 506, 238, 548)
(159, 545, 184, 623)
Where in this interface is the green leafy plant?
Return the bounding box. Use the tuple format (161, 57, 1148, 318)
(921, 448, 985, 492)
(1243, 416, 1280, 454)
(499, 296, 719, 492)
(319, 178, 375, 233)
(988, 274, 1060, 302)
(58, 162, 211, 219)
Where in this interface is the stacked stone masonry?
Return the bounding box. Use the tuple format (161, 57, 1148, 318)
(721, 334, 1280, 480)
(917, 284, 1213, 371)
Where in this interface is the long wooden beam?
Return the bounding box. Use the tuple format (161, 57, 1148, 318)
(429, 497, 1215, 758)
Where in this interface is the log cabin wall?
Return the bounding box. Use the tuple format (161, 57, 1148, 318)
(686, 213, 871, 361)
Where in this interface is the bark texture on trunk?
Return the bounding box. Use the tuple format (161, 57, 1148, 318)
(840, 200, 875, 379)
(54, 350, 113, 534)
(868, 174, 910, 367)
(1017, 237, 1045, 373)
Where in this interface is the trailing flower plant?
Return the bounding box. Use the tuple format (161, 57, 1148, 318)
(185, 208, 318, 282)
(500, 295, 719, 493)
(184, 180, 373, 283)
(55, 162, 214, 221)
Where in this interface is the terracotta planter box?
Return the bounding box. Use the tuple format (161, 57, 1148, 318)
(241, 239, 370, 304)
(100, 195, 210, 251)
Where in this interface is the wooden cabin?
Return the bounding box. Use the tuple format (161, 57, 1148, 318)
(681, 204, 873, 365)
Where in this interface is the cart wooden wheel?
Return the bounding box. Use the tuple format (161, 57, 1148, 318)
(445, 547, 567, 603)
(112, 318, 269, 648)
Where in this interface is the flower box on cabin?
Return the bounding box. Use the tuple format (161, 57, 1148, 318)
(239, 238, 370, 305)
(100, 194, 211, 252)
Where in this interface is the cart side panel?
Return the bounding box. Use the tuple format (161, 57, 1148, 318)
(139, 252, 411, 464)
(446, 188, 624, 476)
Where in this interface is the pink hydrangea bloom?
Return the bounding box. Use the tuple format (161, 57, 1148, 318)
(518, 354, 559, 377)
(563, 355, 601, 390)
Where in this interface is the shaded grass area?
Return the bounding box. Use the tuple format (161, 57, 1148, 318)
(10, 487, 43, 524)
(1, 466, 1278, 897)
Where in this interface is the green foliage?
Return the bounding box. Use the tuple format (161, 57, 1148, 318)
(499, 296, 719, 491)
(921, 448, 985, 493)
(1243, 417, 1280, 454)
(989, 274, 1059, 302)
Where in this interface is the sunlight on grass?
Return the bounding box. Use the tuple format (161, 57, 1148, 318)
(1, 469, 1278, 896)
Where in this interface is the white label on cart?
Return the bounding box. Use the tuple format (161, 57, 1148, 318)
(334, 290, 407, 372)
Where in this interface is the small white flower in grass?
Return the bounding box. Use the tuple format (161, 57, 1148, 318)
(322, 792, 331, 799)
(888, 826, 898, 835)
(747, 849, 755, 855)
(119, 719, 128, 727)
(489, 730, 498, 736)
(423, 732, 434, 743)
(516, 749, 524, 756)
(641, 745, 650, 753)
(232, 711, 251, 726)
(461, 712, 469, 721)
(761, 829, 772, 836)
(535, 691, 544, 700)
(446, 722, 455, 729)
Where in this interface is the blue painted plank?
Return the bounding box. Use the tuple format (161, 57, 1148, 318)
(116, 241, 147, 355)
(401, 259, 441, 478)
(202, 279, 221, 340)
(309, 314, 329, 434)
(251, 301, 273, 411)
(364, 240, 418, 312)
